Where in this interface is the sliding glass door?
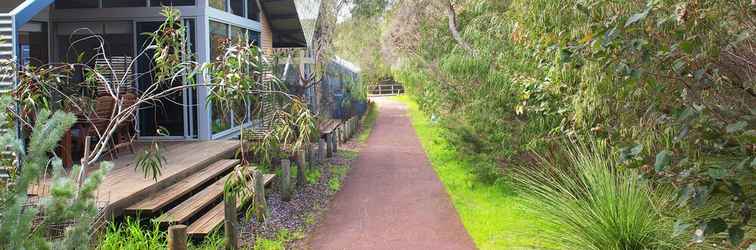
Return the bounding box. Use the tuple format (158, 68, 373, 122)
(136, 20, 197, 139)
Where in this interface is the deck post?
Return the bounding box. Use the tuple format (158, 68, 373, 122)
(296, 150, 306, 188)
(168, 225, 188, 250)
(224, 193, 239, 250)
(280, 159, 292, 201)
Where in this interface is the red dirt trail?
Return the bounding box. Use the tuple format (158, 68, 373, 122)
(307, 98, 476, 250)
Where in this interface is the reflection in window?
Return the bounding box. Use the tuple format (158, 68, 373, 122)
(56, 22, 133, 64)
(230, 25, 245, 44)
(230, 0, 244, 16)
(55, 0, 98, 9)
(248, 30, 261, 46)
(209, 0, 226, 11)
(102, 0, 146, 8)
(247, 0, 260, 21)
(150, 0, 195, 6)
(209, 21, 229, 61)
(210, 21, 231, 133)
(17, 22, 49, 67)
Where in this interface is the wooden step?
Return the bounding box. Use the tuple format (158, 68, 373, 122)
(125, 159, 239, 214)
(187, 174, 275, 237)
(155, 173, 231, 224)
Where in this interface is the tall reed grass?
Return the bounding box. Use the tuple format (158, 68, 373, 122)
(513, 141, 684, 250)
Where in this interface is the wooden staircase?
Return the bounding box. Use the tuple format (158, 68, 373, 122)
(125, 158, 275, 238)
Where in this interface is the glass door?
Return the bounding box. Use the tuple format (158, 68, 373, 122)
(136, 21, 186, 138)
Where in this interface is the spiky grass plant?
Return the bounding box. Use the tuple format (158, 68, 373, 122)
(513, 141, 684, 250)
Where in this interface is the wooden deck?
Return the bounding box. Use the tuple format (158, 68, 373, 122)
(31, 140, 240, 217)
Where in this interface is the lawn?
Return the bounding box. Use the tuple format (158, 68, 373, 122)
(394, 95, 548, 250)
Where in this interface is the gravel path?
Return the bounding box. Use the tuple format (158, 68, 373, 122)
(306, 97, 476, 250)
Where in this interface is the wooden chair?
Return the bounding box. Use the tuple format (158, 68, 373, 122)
(87, 96, 117, 160)
(113, 92, 137, 155)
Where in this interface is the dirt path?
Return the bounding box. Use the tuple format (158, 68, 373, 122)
(307, 97, 475, 250)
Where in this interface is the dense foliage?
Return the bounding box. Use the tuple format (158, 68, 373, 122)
(348, 0, 756, 248)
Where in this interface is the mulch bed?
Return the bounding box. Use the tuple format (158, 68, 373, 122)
(239, 138, 364, 248)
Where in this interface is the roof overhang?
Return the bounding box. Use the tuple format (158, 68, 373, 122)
(260, 0, 307, 48)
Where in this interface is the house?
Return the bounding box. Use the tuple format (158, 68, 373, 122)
(0, 0, 310, 141)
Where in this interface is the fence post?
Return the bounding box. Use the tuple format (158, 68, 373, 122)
(319, 139, 327, 162)
(326, 134, 334, 157)
(224, 193, 239, 250)
(168, 225, 187, 250)
(332, 132, 338, 154)
(253, 170, 268, 222)
(280, 159, 292, 201)
(296, 150, 306, 188)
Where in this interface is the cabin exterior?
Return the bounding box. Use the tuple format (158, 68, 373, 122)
(0, 0, 308, 141)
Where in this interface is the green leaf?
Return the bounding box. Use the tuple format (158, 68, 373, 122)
(679, 40, 698, 54)
(630, 144, 643, 155)
(704, 218, 727, 235)
(726, 121, 747, 133)
(729, 225, 744, 246)
(655, 150, 672, 172)
(707, 168, 726, 179)
(673, 220, 690, 237)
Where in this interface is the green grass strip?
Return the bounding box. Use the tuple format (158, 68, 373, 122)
(394, 95, 548, 250)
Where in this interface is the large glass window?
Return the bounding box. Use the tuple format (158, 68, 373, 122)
(209, 0, 226, 11)
(247, 0, 260, 21)
(230, 0, 244, 16)
(56, 22, 133, 64)
(102, 0, 146, 8)
(151, 0, 195, 6)
(55, 0, 99, 9)
(209, 21, 232, 133)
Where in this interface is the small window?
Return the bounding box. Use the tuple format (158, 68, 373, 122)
(55, 0, 99, 9)
(209, 0, 226, 11)
(102, 0, 146, 8)
(247, 0, 260, 21)
(151, 0, 196, 6)
(230, 0, 244, 16)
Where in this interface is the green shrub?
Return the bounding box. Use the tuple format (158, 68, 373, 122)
(513, 141, 684, 250)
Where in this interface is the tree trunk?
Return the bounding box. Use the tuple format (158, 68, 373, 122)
(446, 0, 475, 55)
